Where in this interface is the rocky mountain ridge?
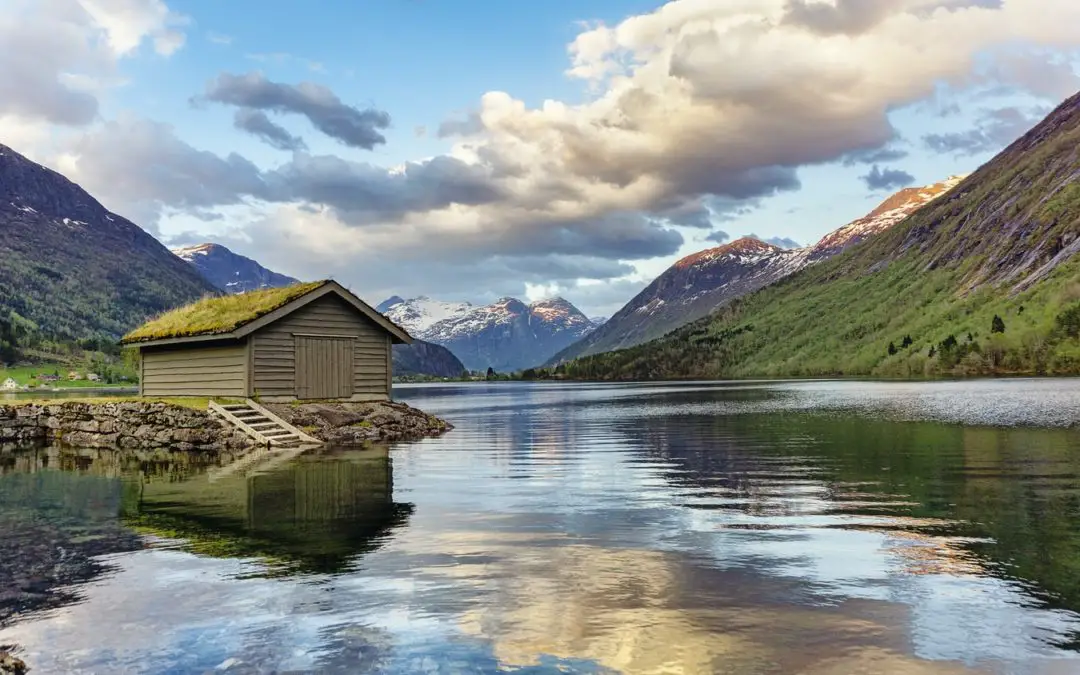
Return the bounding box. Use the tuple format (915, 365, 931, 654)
(551, 177, 962, 363)
(380, 295, 597, 371)
(172, 243, 299, 294)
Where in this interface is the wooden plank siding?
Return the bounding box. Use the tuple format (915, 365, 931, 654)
(295, 336, 354, 399)
(141, 342, 248, 397)
(249, 294, 390, 400)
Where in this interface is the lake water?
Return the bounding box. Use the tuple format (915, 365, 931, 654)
(3, 379, 1080, 674)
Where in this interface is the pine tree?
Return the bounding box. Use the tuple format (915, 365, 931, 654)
(991, 314, 1005, 333)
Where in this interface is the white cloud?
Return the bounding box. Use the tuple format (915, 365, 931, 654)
(0, 0, 187, 127)
(206, 31, 233, 45)
(75, 0, 188, 56)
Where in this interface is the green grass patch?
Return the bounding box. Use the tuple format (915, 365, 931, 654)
(121, 280, 326, 344)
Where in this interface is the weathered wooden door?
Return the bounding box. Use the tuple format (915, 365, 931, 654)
(294, 336, 354, 400)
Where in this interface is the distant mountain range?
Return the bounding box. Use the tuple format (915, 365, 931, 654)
(172, 243, 298, 294)
(550, 176, 963, 364)
(0, 142, 216, 355)
(379, 295, 598, 371)
(558, 90, 1080, 379)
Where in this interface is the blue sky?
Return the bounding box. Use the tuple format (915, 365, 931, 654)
(4, 0, 1079, 315)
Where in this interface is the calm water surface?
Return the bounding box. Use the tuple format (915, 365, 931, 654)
(3, 379, 1080, 673)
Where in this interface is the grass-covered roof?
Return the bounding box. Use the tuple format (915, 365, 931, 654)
(121, 280, 328, 344)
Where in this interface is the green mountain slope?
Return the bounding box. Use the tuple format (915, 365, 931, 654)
(0, 143, 218, 357)
(560, 91, 1080, 380)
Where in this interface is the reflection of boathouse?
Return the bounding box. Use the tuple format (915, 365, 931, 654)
(121, 448, 413, 576)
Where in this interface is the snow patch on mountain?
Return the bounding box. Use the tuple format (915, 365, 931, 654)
(380, 294, 594, 370)
(171, 243, 299, 294)
(379, 296, 475, 335)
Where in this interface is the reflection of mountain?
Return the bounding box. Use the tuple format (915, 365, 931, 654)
(596, 393, 1080, 628)
(122, 448, 414, 576)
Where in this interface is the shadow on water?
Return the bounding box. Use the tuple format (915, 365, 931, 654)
(0, 444, 413, 624)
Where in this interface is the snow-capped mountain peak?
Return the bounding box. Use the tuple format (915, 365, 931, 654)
(379, 296, 475, 335)
(171, 242, 299, 294)
(807, 175, 966, 262)
(379, 294, 595, 371)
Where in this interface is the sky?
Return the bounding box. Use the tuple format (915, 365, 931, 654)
(3, 0, 1080, 317)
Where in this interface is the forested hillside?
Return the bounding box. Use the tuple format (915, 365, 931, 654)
(0, 143, 217, 361)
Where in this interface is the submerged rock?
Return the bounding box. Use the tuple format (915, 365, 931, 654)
(265, 401, 453, 445)
(0, 649, 28, 675)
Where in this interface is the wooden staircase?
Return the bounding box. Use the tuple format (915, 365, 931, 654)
(208, 399, 324, 449)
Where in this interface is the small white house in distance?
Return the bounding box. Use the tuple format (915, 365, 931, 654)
(2, 377, 19, 390)
(87, 373, 101, 382)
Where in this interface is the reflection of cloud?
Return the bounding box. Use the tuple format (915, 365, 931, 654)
(883, 531, 989, 577)
(414, 534, 975, 675)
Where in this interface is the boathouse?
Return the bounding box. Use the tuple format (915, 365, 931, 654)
(121, 280, 412, 401)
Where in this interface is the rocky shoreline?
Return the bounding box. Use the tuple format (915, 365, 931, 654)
(266, 400, 453, 445)
(0, 399, 452, 452)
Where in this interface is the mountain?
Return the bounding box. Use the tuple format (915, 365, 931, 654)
(558, 90, 1080, 380)
(384, 295, 593, 371)
(391, 340, 466, 379)
(550, 178, 961, 364)
(806, 175, 964, 262)
(172, 243, 298, 294)
(379, 296, 474, 335)
(0, 142, 217, 353)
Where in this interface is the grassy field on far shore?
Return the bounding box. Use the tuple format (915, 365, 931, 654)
(0, 364, 135, 389)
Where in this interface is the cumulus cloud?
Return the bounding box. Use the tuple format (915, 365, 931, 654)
(200, 72, 391, 150)
(781, 0, 901, 35)
(77, 0, 187, 56)
(923, 106, 1044, 156)
(233, 109, 307, 151)
(0, 0, 186, 127)
(437, 110, 484, 138)
(64, 117, 267, 223)
(704, 230, 730, 244)
(984, 49, 1080, 100)
(860, 165, 916, 191)
(63, 119, 680, 264)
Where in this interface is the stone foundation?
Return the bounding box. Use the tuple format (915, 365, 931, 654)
(0, 402, 251, 452)
(0, 400, 453, 451)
